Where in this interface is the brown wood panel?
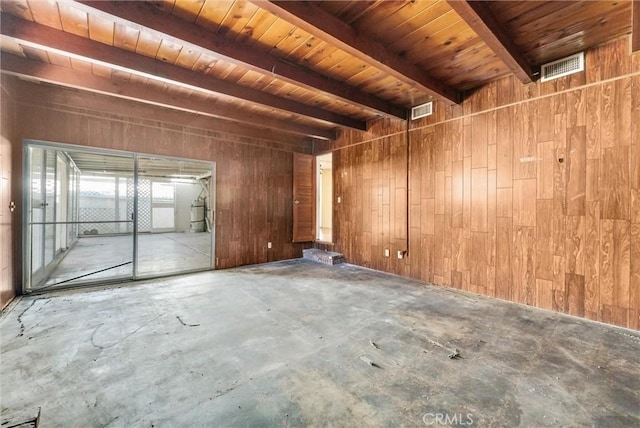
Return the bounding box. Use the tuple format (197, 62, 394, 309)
(600, 219, 630, 322)
(513, 179, 536, 227)
(536, 279, 553, 310)
(463, 156, 471, 230)
(566, 90, 585, 128)
(600, 147, 630, 220)
(552, 255, 567, 312)
(451, 160, 463, 228)
(512, 102, 537, 180)
(565, 215, 585, 275)
(471, 168, 488, 232)
(496, 107, 512, 188)
(496, 188, 512, 218)
(566, 126, 586, 215)
(566, 273, 585, 317)
(632, 189, 640, 225)
(470, 232, 487, 288)
(584, 201, 600, 320)
(630, 224, 640, 329)
(537, 140, 554, 200)
(512, 226, 536, 305)
(435, 170, 445, 215)
(585, 159, 599, 202)
(614, 78, 632, 147)
(585, 86, 601, 160)
(632, 75, 640, 190)
(471, 113, 488, 168)
(536, 199, 554, 281)
(553, 144, 567, 256)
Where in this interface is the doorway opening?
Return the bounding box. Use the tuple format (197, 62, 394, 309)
(23, 141, 215, 292)
(315, 153, 333, 243)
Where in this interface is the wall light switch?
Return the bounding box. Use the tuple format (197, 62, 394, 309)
(384, 248, 390, 257)
(267, 242, 272, 249)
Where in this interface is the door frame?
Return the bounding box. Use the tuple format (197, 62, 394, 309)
(22, 140, 217, 293)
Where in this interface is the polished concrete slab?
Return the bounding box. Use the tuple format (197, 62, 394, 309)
(2, 260, 639, 427)
(41, 232, 212, 289)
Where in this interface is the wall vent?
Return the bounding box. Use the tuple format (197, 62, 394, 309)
(541, 52, 584, 82)
(411, 102, 433, 120)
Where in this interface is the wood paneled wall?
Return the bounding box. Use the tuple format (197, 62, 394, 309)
(329, 37, 640, 329)
(1, 77, 15, 308)
(7, 79, 308, 293)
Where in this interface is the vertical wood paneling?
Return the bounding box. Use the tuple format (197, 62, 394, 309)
(600, 219, 630, 324)
(630, 224, 640, 329)
(565, 215, 585, 275)
(329, 37, 636, 329)
(584, 201, 600, 320)
(496, 108, 512, 188)
(451, 160, 463, 228)
(536, 200, 554, 281)
(600, 147, 630, 220)
(537, 141, 554, 199)
(566, 126, 586, 216)
(566, 273, 585, 316)
(512, 226, 536, 305)
(471, 168, 487, 232)
(513, 179, 536, 227)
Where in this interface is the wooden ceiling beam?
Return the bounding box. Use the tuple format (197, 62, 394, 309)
(252, 0, 459, 105)
(633, 0, 640, 52)
(0, 53, 336, 140)
(75, 1, 407, 119)
(446, 0, 536, 83)
(0, 14, 364, 131)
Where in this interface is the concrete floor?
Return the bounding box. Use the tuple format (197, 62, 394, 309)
(2, 260, 639, 427)
(42, 232, 211, 288)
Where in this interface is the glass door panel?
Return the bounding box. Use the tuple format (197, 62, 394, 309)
(43, 151, 56, 266)
(26, 143, 135, 290)
(28, 147, 45, 284)
(136, 155, 213, 277)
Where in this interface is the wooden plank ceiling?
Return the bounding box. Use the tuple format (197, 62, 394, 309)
(0, 0, 634, 142)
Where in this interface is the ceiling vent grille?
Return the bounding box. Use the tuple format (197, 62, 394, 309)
(541, 52, 584, 82)
(411, 101, 433, 120)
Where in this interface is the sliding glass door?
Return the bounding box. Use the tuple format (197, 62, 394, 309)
(24, 142, 214, 292)
(25, 145, 135, 290)
(135, 155, 213, 277)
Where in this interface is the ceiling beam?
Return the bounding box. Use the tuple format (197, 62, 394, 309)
(0, 53, 336, 140)
(252, 0, 459, 105)
(0, 14, 364, 131)
(446, 0, 535, 83)
(76, 1, 407, 119)
(633, 0, 640, 53)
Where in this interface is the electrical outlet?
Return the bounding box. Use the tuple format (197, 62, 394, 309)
(267, 242, 272, 249)
(397, 250, 405, 259)
(337, 196, 341, 204)
(384, 248, 390, 257)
